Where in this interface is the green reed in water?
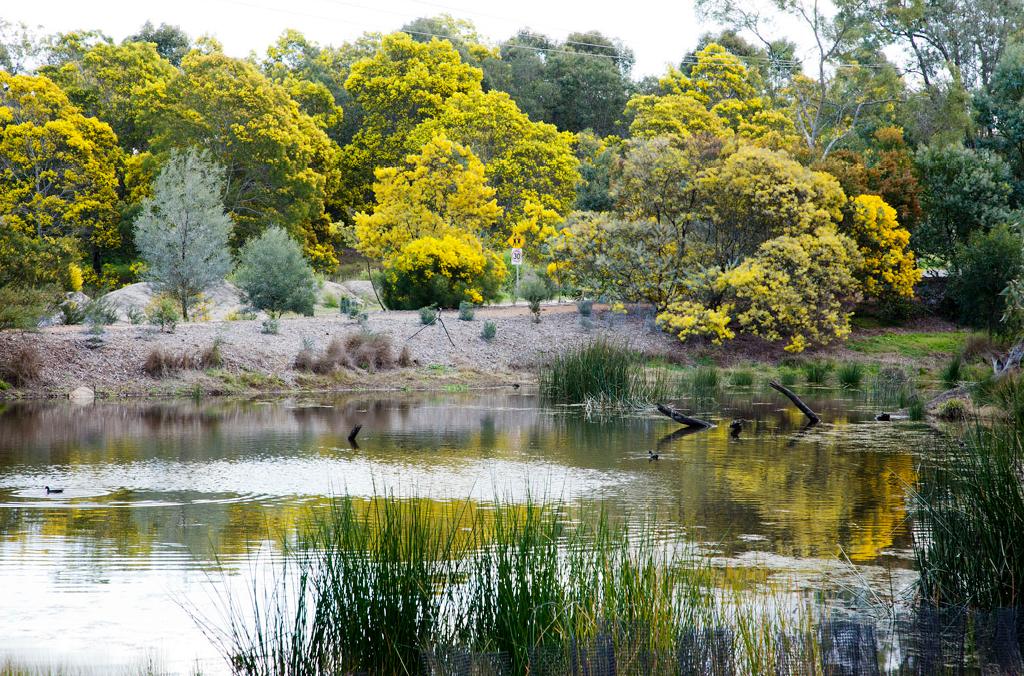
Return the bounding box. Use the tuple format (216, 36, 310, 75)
(200, 493, 825, 676)
(836, 362, 864, 389)
(538, 340, 670, 407)
(915, 420, 1024, 610)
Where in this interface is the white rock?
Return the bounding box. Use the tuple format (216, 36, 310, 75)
(68, 386, 94, 403)
(99, 281, 246, 322)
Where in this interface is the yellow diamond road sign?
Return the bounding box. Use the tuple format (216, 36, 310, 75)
(509, 234, 525, 248)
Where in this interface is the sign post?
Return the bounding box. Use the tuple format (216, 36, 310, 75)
(509, 234, 524, 305)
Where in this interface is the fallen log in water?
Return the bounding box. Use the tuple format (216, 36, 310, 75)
(768, 381, 821, 425)
(656, 404, 714, 430)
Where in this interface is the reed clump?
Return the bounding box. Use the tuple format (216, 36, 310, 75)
(802, 361, 833, 385)
(836, 362, 864, 389)
(915, 421, 1024, 610)
(201, 494, 824, 676)
(539, 339, 669, 407)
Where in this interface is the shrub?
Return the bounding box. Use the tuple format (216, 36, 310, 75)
(0, 286, 53, 330)
(84, 298, 118, 325)
(339, 296, 362, 318)
(146, 297, 180, 333)
(481, 320, 497, 341)
(837, 362, 864, 389)
(941, 355, 962, 389)
(378, 235, 506, 310)
(419, 306, 437, 325)
(802, 361, 833, 384)
(962, 333, 999, 361)
(345, 332, 395, 371)
(577, 298, 594, 317)
(322, 292, 339, 309)
(398, 345, 413, 367)
(728, 369, 754, 387)
(295, 333, 397, 374)
(0, 345, 42, 386)
(936, 398, 968, 421)
(60, 299, 87, 325)
(234, 226, 318, 318)
(261, 318, 280, 335)
(126, 306, 146, 325)
(201, 338, 224, 368)
(521, 276, 550, 323)
(458, 301, 475, 321)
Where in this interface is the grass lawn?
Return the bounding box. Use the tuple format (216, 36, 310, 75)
(846, 331, 968, 359)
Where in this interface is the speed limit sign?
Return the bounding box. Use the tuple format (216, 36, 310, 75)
(510, 248, 524, 266)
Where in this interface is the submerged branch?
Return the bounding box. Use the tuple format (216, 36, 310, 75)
(768, 381, 821, 424)
(655, 403, 714, 430)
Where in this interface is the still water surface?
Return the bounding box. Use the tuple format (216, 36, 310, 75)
(0, 389, 938, 673)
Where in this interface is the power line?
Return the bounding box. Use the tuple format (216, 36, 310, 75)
(206, 0, 903, 74)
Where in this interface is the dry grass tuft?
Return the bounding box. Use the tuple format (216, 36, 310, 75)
(293, 333, 397, 374)
(0, 345, 42, 386)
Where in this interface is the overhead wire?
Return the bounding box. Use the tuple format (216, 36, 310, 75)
(206, 0, 903, 75)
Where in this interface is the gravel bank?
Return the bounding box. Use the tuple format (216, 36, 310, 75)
(0, 303, 684, 399)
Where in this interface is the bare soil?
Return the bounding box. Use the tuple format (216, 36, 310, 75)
(0, 302, 961, 400)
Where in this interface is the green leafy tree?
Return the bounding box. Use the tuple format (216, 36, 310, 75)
(234, 226, 317, 317)
(133, 148, 233, 320)
(549, 212, 691, 311)
(144, 50, 342, 269)
(41, 40, 176, 152)
(488, 29, 632, 137)
(913, 145, 1014, 259)
(125, 21, 191, 66)
(949, 224, 1024, 335)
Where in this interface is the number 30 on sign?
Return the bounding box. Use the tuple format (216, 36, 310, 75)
(510, 248, 524, 266)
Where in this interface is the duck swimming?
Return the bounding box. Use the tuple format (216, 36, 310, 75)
(44, 486, 63, 494)
(648, 450, 659, 461)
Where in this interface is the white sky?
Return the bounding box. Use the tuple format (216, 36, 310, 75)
(6, 0, 751, 78)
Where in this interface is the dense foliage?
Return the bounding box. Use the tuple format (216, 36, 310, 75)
(4, 3, 1024, 341)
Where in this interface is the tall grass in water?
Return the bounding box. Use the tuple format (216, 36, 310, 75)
(727, 368, 754, 388)
(202, 494, 823, 676)
(940, 355, 962, 389)
(802, 361, 832, 385)
(539, 340, 669, 407)
(915, 421, 1024, 610)
(836, 362, 864, 389)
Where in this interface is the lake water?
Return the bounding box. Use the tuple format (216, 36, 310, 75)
(0, 389, 939, 673)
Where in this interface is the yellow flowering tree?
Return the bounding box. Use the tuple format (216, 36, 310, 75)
(695, 146, 847, 265)
(627, 44, 796, 151)
(340, 33, 483, 215)
(355, 135, 501, 258)
(380, 234, 507, 309)
(0, 71, 121, 278)
(355, 135, 506, 308)
(409, 89, 579, 245)
(657, 227, 861, 352)
(843, 194, 920, 300)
